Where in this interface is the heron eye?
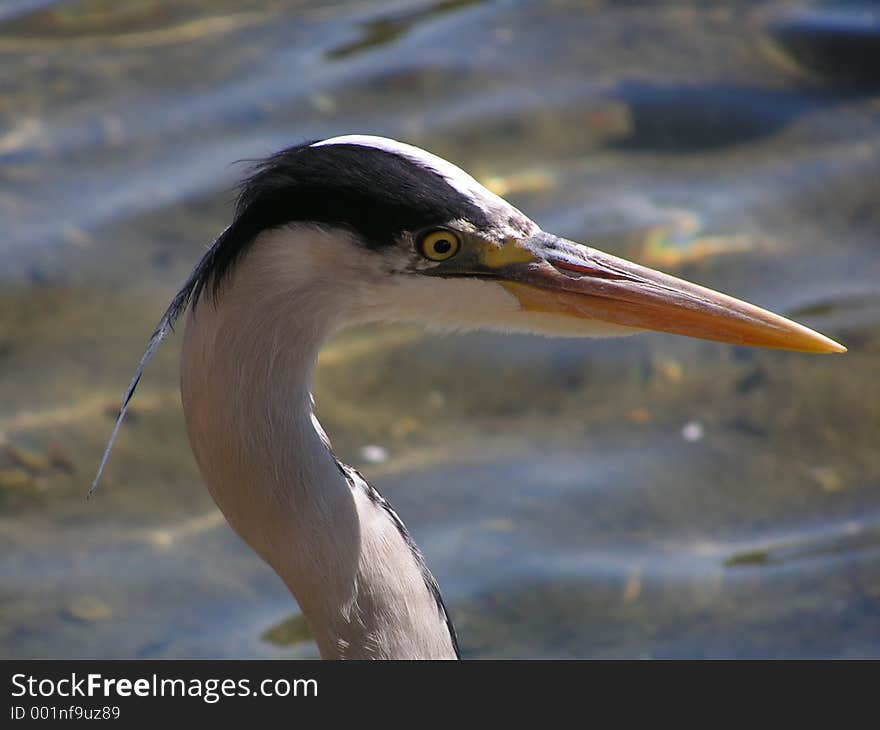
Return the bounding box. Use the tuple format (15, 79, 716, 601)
(418, 229, 461, 262)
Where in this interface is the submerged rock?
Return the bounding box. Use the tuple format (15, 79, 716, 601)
(63, 596, 112, 623)
(766, 5, 880, 89)
(605, 81, 817, 151)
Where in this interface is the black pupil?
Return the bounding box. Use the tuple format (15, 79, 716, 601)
(433, 238, 452, 254)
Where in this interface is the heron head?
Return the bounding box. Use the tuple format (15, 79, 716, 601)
(200, 135, 844, 354)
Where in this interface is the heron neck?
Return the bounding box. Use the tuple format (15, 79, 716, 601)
(180, 229, 457, 659)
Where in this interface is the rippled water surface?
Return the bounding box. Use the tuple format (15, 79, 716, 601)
(1, 0, 879, 658)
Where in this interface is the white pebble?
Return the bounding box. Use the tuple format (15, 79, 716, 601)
(360, 444, 389, 464)
(681, 420, 704, 442)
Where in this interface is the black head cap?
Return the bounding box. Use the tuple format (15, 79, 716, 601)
(192, 139, 492, 305)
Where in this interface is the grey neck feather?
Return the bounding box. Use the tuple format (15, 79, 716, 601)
(179, 228, 458, 659)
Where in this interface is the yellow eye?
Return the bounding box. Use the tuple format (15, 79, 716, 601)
(418, 229, 461, 261)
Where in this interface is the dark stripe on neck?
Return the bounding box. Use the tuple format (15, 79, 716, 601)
(339, 462, 460, 659)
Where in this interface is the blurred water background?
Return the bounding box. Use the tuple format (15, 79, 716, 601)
(1, 0, 878, 659)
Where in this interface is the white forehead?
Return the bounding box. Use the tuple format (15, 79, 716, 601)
(312, 135, 534, 231)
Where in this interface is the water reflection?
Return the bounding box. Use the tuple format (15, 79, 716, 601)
(0, 0, 878, 658)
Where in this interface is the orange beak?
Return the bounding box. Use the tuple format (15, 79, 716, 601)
(490, 233, 845, 354)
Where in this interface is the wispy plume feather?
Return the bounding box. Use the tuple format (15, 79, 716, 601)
(87, 227, 229, 498)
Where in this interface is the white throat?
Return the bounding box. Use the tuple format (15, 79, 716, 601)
(180, 227, 457, 659)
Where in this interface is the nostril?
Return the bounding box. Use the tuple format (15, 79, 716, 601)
(550, 258, 630, 282)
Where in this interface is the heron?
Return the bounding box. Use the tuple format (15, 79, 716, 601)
(91, 135, 845, 659)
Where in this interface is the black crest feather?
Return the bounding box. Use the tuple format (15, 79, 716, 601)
(197, 140, 488, 304)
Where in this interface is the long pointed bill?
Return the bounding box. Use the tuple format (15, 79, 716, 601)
(490, 232, 845, 354)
